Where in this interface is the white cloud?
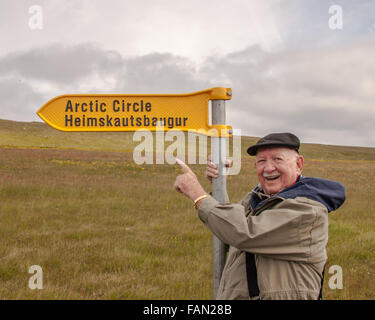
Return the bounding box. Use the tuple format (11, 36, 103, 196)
(0, 0, 286, 62)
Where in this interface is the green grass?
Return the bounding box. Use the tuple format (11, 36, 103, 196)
(0, 119, 374, 299)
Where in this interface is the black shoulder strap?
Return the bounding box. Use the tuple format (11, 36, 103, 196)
(318, 265, 325, 300)
(245, 252, 260, 298)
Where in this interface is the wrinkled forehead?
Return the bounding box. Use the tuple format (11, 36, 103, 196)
(255, 146, 297, 158)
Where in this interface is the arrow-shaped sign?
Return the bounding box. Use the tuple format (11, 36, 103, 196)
(37, 87, 232, 136)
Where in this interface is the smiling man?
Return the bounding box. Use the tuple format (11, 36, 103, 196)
(174, 132, 346, 300)
(254, 148, 303, 196)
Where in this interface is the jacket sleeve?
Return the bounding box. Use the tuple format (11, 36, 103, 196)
(197, 195, 327, 262)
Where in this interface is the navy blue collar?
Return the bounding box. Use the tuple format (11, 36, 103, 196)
(250, 175, 346, 213)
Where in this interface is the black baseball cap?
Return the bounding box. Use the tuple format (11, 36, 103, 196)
(247, 132, 300, 156)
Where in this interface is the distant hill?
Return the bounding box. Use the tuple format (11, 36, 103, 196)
(1, 118, 375, 161)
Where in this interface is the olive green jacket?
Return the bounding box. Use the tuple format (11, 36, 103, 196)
(198, 179, 345, 300)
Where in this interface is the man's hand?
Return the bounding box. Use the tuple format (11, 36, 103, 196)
(174, 158, 208, 202)
(205, 155, 233, 183)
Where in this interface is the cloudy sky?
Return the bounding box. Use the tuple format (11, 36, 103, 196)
(1, 0, 374, 147)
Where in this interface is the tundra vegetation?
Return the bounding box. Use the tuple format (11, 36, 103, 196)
(0, 119, 374, 299)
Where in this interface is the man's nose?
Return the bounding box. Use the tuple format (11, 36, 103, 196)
(264, 161, 276, 172)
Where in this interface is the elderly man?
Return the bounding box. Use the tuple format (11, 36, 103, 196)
(174, 132, 346, 300)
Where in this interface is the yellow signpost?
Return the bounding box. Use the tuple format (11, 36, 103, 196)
(37, 87, 232, 136)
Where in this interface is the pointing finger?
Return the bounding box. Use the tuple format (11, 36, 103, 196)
(175, 158, 193, 174)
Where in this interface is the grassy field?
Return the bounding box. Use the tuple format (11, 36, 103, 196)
(0, 118, 374, 299)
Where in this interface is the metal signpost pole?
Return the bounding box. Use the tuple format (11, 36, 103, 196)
(211, 99, 229, 299)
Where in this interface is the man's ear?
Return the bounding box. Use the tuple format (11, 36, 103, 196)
(296, 155, 304, 174)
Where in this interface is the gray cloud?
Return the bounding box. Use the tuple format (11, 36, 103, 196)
(0, 77, 44, 121)
(115, 53, 210, 93)
(0, 43, 122, 85)
(200, 40, 375, 146)
(0, 40, 374, 147)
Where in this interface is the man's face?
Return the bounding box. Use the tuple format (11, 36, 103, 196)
(254, 147, 304, 195)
